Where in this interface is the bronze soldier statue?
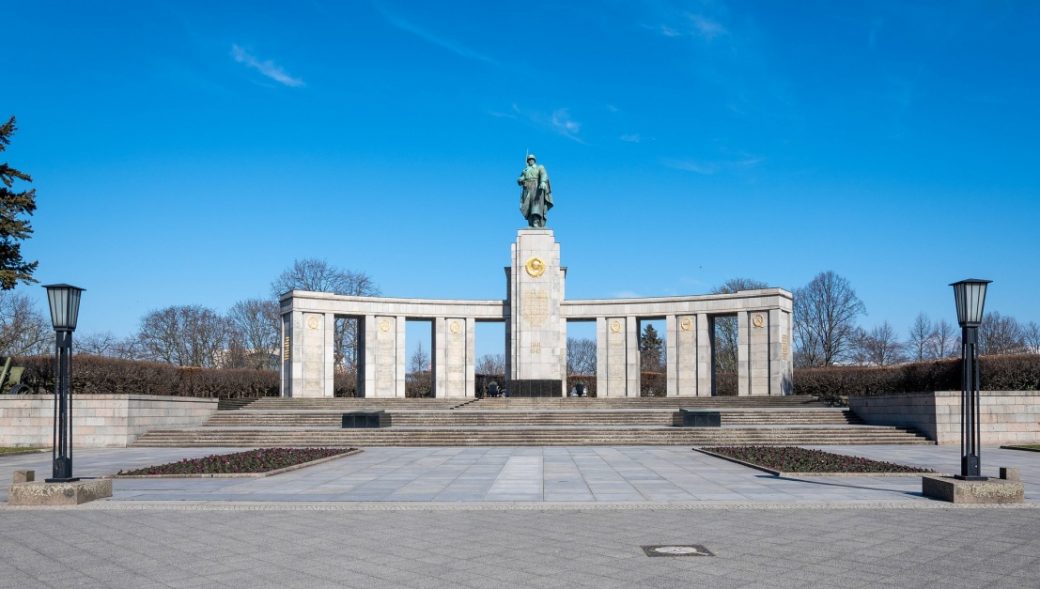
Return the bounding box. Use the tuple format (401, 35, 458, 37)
(517, 154, 552, 227)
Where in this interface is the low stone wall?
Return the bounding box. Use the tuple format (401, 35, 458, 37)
(0, 395, 217, 448)
(849, 391, 1040, 445)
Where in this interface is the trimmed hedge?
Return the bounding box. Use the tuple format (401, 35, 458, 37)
(14, 353, 1037, 401)
(794, 354, 1040, 400)
(15, 355, 279, 399)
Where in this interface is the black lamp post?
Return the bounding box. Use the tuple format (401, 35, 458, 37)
(43, 283, 85, 483)
(950, 278, 990, 480)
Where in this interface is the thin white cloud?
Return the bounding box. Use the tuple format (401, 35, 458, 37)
(642, 14, 727, 40)
(688, 13, 727, 40)
(510, 104, 585, 143)
(619, 133, 642, 143)
(231, 44, 304, 87)
(551, 109, 581, 138)
(374, 2, 498, 65)
(663, 156, 762, 175)
(663, 159, 718, 175)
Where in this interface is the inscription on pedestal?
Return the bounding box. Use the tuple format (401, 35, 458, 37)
(522, 289, 549, 327)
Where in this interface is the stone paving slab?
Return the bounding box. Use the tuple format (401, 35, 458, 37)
(0, 508, 1037, 588)
(2, 444, 1037, 506)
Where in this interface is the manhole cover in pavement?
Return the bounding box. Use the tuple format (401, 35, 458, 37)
(642, 544, 714, 557)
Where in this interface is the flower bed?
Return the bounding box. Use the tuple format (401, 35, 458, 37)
(699, 446, 933, 475)
(117, 447, 357, 477)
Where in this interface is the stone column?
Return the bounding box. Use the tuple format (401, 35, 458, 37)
(395, 315, 407, 398)
(770, 309, 794, 395)
(507, 229, 565, 387)
(737, 312, 750, 396)
(603, 317, 627, 397)
(293, 311, 328, 398)
(362, 315, 375, 397)
(674, 315, 697, 396)
(366, 315, 399, 398)
(280, 312, 291, 397)
(441, 318, 468, 398)
(465, 318, 476, 399)
(665, 315, 677, 396)
(595, 317, 607, 397)
(696, 313, 711, 397)
(626, 316, 639, 397)
(434, 317, 445, 398)
(748, 311, 769, 395)
(323, 313, 335, 398)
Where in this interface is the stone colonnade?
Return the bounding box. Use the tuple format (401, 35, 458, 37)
(282, 229, 792, 398)
(280, 290, 793, 398)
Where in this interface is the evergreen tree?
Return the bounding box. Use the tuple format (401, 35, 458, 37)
(0, 117, 38, 289)
(639, 324, 664, 372)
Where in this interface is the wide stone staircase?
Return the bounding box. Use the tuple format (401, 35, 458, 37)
(132, 395, 932, 447)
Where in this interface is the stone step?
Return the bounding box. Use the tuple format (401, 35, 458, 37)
(241, 395, 826, 411)
(134, 424, 930, 447)
(204, 409, 861, 428)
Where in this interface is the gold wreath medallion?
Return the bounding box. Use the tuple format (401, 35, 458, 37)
(752, 314, 765, 328)
(379, 319, 391, 333)
(679, 318, 692, 332)
(306, 316, 319, 330)
(449, 320, 461, 335)
(610, 319, 622, 333)
(524, 257, 546, 278)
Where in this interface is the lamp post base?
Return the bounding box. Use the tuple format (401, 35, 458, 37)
(922, 475, 1022, 504)
(952, 475, 989, 482)
(8, 478, 112, 506)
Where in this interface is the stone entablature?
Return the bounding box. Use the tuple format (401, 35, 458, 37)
(281, 230, 794, 398)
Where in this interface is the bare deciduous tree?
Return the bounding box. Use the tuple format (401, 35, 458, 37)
(978, 311, 1026, 355)
(76, 331, 140, 359)
(1024, 321, 1040, 354)
(0, 290, 49, 356)
(930, 318, 957, 359)
(136, 305, 230, 367)
(854, 322, 905, 366)
(476, 353, 505, 376)
(270, 258, 378, 298)
(793, 271, 866, 367)
(228, 298, 280, 370)
(271, 258, 378, 373)
(907, 313, 933, 361)
(406, 342, 432, 397)
(566, 338, 596, 375)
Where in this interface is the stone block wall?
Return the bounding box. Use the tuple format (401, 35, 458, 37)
(0, 395, 217, 448)
(849, 391, 1040, 445)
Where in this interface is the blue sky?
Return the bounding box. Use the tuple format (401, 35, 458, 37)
(2, 0, 1038, 358)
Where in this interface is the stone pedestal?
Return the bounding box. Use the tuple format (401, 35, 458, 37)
(506, 230, 566, 394)
(921, 475, 1024, 504)
(8, 478, 113, 506)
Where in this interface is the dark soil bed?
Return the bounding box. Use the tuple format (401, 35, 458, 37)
(1000, 444, 1040, 452)
(118, 447, 356, 476)
(701, 446, 933, 474)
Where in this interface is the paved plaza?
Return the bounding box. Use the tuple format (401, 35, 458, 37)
(2, 445, 1038, 588)
(1, 445, 1038, 505)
